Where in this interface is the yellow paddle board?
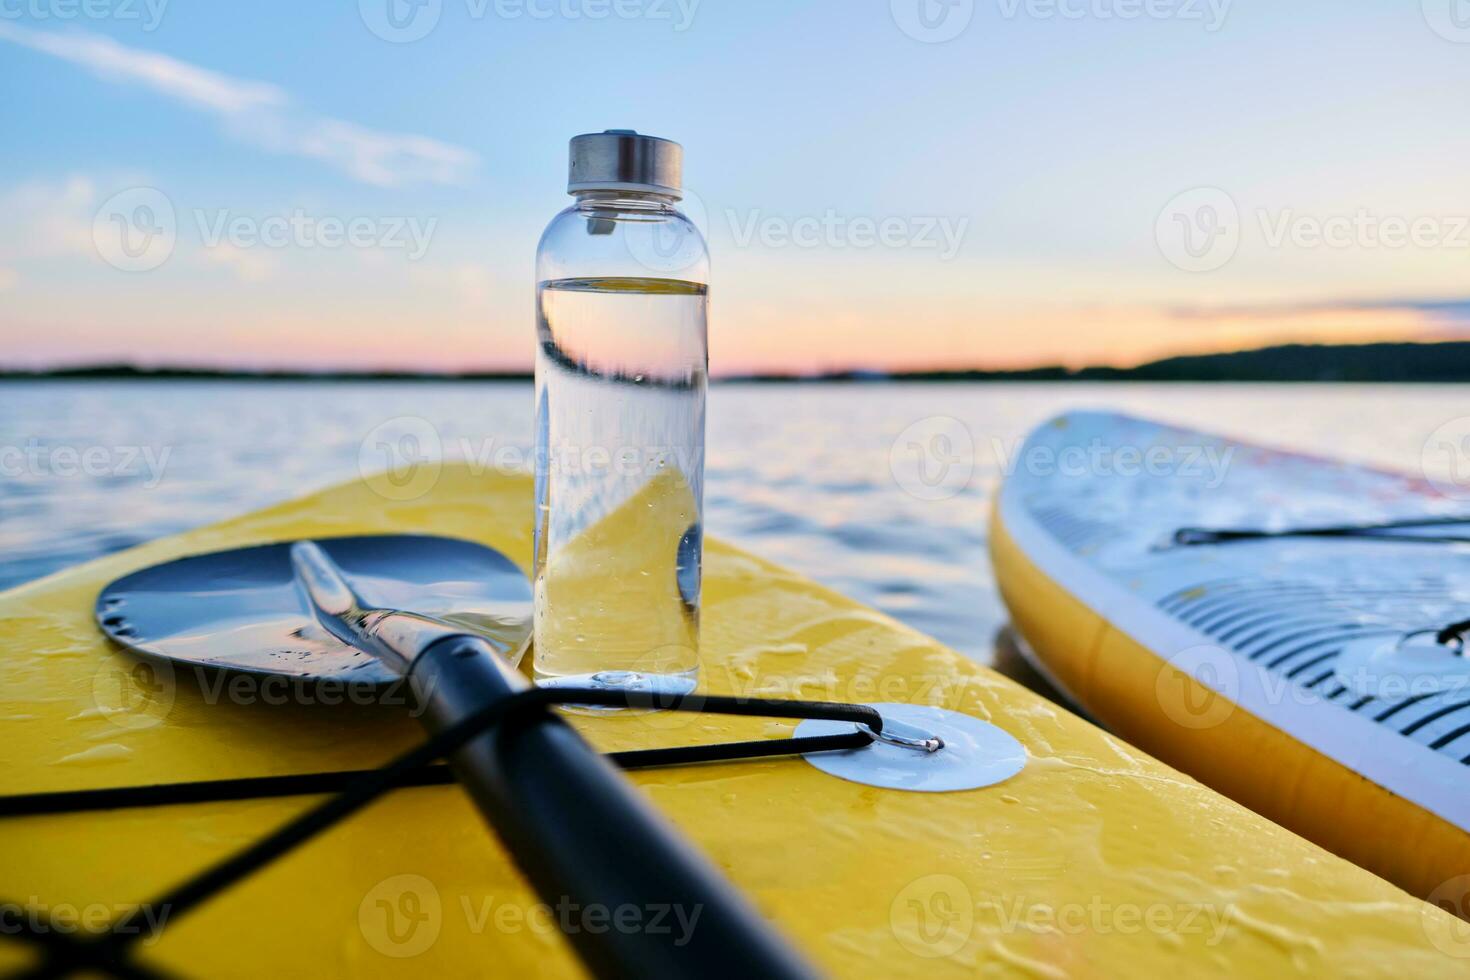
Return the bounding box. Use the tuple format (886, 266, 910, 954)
(2, 463, 1467, 975)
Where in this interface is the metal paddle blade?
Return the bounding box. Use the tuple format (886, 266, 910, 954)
(95, 535, 532, 684)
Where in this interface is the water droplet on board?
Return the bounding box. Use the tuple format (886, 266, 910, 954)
(53, 744, 135, 767)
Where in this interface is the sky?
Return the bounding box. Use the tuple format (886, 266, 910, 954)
(2, 0, 1469, 375)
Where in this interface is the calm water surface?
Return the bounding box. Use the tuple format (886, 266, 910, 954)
(1, 381, 1463, 666)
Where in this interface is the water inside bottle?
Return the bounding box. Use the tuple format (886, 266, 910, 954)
(533, 276, 707, 703)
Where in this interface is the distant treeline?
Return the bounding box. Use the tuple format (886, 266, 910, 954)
(0, 364, 534, 382)
(5, 341, 1470, 383)
(729, 341, 1470, 383)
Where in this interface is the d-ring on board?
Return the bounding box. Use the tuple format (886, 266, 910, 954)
(797, 702, 1027, 792)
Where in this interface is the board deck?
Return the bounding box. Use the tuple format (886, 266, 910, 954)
(3, 463, 1467, 975)
(993, 411, 1470, 917)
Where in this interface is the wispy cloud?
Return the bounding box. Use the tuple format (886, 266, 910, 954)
(1331, 297, 1470, 320)
(0, 175, 98, 260)
(198, 241, 277, 283)
(0, 23, 477, 187)
(1169, 296, 1470, 328)
(0, 22, 282, 113)
(409, 262, 495, 306)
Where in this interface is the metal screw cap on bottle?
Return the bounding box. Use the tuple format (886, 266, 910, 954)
(568, 130, 683, 199)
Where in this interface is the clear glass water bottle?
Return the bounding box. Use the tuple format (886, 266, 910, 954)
(533, 130, 709, 703)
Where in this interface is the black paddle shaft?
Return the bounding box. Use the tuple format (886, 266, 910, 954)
(409, 634, 817, 980)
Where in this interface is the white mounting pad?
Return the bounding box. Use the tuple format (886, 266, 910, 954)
(1334, 632, 1470, 699)
(795, 702, 1026, 793)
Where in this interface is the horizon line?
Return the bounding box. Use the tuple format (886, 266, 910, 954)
(5, 339, 1470, 383)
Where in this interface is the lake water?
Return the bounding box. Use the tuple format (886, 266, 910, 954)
(2, 381, 1464, 670)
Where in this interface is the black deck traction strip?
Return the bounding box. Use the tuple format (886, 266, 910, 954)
(1170, 515, 1470, 547)
(1158, 570, 1470, 756)
(0, 688, 882, 979)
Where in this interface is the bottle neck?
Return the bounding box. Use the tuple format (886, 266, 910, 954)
(572, 189, 679, 211)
